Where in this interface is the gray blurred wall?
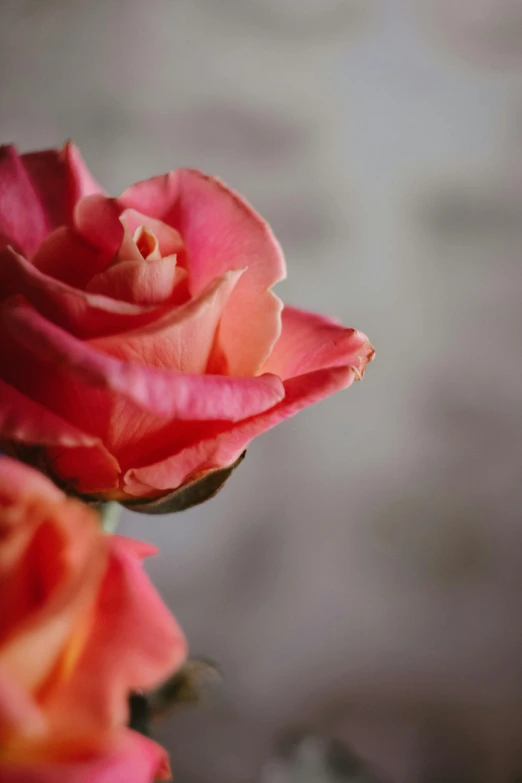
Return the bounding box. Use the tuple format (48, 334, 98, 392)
(2, 1, 522, 781)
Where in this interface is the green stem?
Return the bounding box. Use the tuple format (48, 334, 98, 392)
(98, 501, 122, 534)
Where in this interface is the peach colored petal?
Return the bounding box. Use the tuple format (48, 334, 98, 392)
(46, 535, 187, 736)
(114, 226, 148, 263)
(0, 669, 46, 740)
(0, 498, 107, 694)
(133, 226, 160, 260)
(0, 459, 180, 777)
(262, 305, 375, 380)
(86, 256, 186, 306)
(91, 269, 243, 373)
(118, 168, 286, 375)
(0, 550, 104, 696)
(121, 208, 184, 257)
(218, 286, 283, 376)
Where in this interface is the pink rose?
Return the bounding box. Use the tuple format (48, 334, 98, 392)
(0, 143, 373, 506)
(0, 456, 186, 781)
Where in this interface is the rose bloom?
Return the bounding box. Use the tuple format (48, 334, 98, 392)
(0, 143, 373, 503)
(0, 457, 187, 782)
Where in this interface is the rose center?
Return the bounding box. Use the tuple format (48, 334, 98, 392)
(134, 226, 160, 260)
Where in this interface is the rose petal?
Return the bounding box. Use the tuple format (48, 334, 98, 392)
(0, 378, 97, 450)
(0, 730, 170, 783)
(1, 248, 161, 338)
(115, 537, 158, 559)
(134, 226, 160, 260)
(0, 455, 64, 505)
(86, 257, 187, 306)
(0, 298, 285, 424)
(0, 143, 103, 259)
(29, 226, 111, 289)
(262, 305, 375, 380)
(0, 668, 46, 740)
(91, 270, 243, 372)
(118, 170, 284, 290)
(0, 496, 107, 696)
(118, 168, 286, 375)
(121, 208, 184, 257)
(122, 311, 374, 495)
(21, 142, 104, 232)
(124, 365, 360, 495)
(0, 146, 49, 257)
(74, 194, 124, 257)
(0, 298, 284, 486)
(43, 445, 121, 495)
(0, 377, 121, 494)
(47, 536, 187, 736)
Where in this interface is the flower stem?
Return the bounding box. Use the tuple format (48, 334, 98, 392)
(97, 501, 122, 534)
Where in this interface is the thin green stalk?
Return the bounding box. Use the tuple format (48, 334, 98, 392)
(97, 501, 122, 534)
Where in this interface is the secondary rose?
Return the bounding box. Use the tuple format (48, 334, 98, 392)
(0, 456, 186, 781)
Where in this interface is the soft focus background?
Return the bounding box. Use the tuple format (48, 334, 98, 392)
(2, 1, 522, 781)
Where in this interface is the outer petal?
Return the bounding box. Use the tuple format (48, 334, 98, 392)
(0, 248, 161, 338)
(0, 668, 46, 740)
(0, 453, 63, 503)
(0, 378, 121, 494)
(0, 146, 49, 257)
(0, 298, 285, 424)
(118, 169, 286, 375)
(124, 365, 361, 495)
(21, 142, 104, 232)
(0, 379, 98, 450)
(0, 143, 103, 258)
(47, 535, 187, 735)
(123, 309, 374, 495)
(42, 445, 122, 495)
(91, 270, 243, 373)
(0, 500, 107, 695)
(0, 730, 170, 783)
(262, 305, 375, 380)
(0, 299, 284, 490)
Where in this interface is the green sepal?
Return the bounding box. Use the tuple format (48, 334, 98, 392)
(122, 451, 246, 515)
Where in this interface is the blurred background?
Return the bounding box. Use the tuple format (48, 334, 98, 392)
(2, 0, 522, 781)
